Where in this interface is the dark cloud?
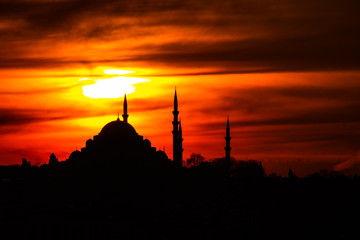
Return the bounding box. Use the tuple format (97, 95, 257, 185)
(0, 0, 359, 72)
(196, 109, 360, 136)
(0, 106, 110, 131)
(194, 85, 360, 126)
(110, 98, 170, 113)
(0, 57, 127, 69)
(0, 83, 82, 95)
(189, 85, 360, 150)
(0, 108, 69, 128)
(131, 34, 360, 72)
(333, 153, 360, 175)
(0, 0, 195, 38)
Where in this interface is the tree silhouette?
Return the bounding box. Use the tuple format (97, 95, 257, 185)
(186, 153, 205, 167)
(288, 168, 298, 180)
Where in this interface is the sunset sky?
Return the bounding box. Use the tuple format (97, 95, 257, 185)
(0, 0, 359, 176)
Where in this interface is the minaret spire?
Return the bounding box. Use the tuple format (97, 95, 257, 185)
(174, 87, 178, 112)
(225, 116, 231, 174)
(122, 93, 128, 123)
(226, 116, 230, 139)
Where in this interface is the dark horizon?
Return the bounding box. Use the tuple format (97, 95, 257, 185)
(1, 135, 359, 239)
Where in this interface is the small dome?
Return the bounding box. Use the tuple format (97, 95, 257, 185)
(86, 139, 93, 148)
(69, 150, 81, 160)
(144, 139, 151, 148)
(100, 119, 138, 138)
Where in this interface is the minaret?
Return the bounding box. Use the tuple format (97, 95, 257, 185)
(122, 93, 128, 123)
(172, 88, 182, 168)
(179, 120, 183, 165)
(225, 116, 231, 172)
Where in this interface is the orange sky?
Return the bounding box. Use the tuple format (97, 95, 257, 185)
(0, 0, 359, 176)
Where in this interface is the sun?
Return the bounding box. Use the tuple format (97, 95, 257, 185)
(81, 69, 149, 99)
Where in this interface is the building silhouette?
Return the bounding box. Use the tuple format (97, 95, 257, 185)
(63, 90, 236, 170)
(67, 94, 170, 168)
(172, 89, 183, 168)
(61, 90, 237, 172)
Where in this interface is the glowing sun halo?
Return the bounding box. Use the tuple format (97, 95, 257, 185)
(81, 70, 148, 99)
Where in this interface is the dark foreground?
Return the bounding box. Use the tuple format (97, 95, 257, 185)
(1, 165, 360, 240)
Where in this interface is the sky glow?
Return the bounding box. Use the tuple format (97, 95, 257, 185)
(0, 0, 359, 176)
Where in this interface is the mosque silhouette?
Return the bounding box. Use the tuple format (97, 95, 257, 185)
(61, 89, 232, 171)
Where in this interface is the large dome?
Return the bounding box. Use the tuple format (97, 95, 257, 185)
(99, 119, 138, 138)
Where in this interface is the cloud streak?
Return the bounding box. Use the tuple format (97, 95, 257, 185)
(0, 83, 82, 95)
(0, 0, 359, 73)
(0, 108, 75, 127)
